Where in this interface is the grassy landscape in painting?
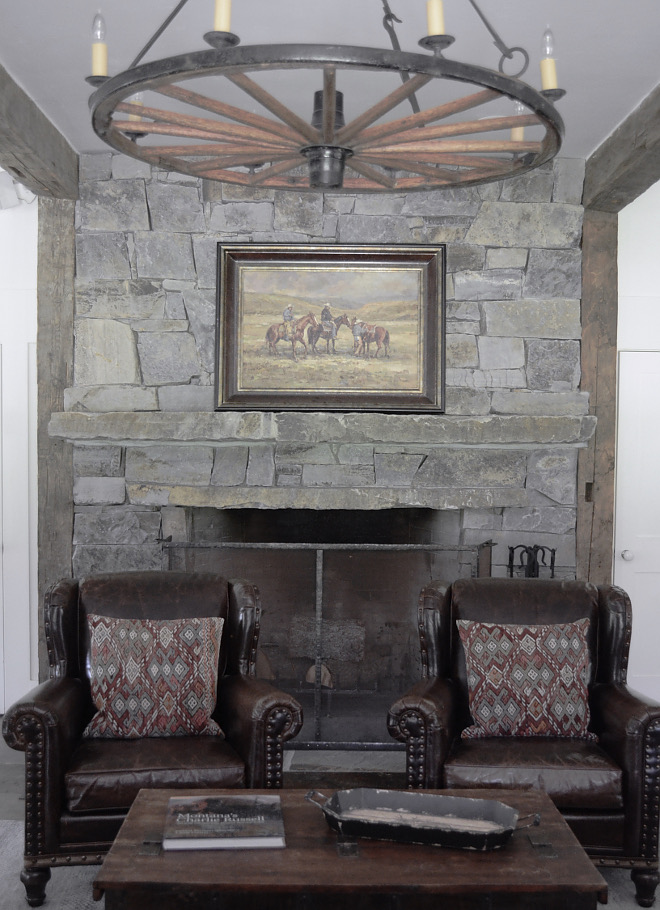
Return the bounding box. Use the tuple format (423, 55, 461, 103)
(237, 293, 423, 393)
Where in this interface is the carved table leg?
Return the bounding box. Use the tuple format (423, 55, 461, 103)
(632, 867, 659, 907)
(20, 866, 51, 907)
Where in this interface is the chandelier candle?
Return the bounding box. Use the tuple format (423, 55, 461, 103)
(214, 0, 231, 33)
(91, 13, 108, 77)
(426, 0, 445, 36)
(540, 27, 558, 90)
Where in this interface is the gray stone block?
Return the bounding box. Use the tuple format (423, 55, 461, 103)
(78, 180, 150, 232)
(246, 446, 276, 486)
(74, 319, 140, 386)
(73, 476, 126, 505)
(524, 250, 582, 299)
(76, 233, 132, 280)
(138, 331, 201, 384)
(478, 336, 525, 370)
(374, 453, 425, 487)
(161, 506, 188, 542)
(211, 446, 249, 485)
(73, 445, 123, 477)
(209, 201, 274, 233)
(64, 385, 158, 412)
(454, 269, 522, 301)
(158, 385, 215, 411)
(462, 509, 503, 531)
(447, 333, 479, 369)
(274, 192, 324, 234)
(80, 153, 112, 182)
(527, 449, 578, 505)
(337, 214, 421, 244)
(338, 444, 374, 465)
(276, 443, 335, 464)
(502, 506, 576, 534)
(442, 388, 491, 416)
(76, 279, 166, 319)
(134, 232, 196, 280)
(183, 288, 216, 374)
(401, 187, 481, 216)
(111, 155, 152, 180)
(446, 368, 526, 389)
(499, 165, 554, 203)
(73, 544, 162, 575)
(485, 248, 528, 270)
(302, 464, 375, 486)
(354, 195, 406, 216)
(483, 299, 581, 339)
(466, 202, 583, 248)
(491, 390, 589, 416)
(276, 463, 302, 486)
(553, 158, 585, 204)
(126, 445, 214, 484)
(415, 449, 527, 488)
(324, 196, 355, 215)
(217, 182, 275, 203)
(146, 182, 206, 232)
(192, 236, 221, 289)
(447, 244, 486, 273)
(165, 292, 187, 319)
(73, 507, 161, 544)
(526, 339, 580, 390)
(447, 300, 480, 322)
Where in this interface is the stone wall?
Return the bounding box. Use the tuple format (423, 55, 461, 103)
(50, 152, 591, 578)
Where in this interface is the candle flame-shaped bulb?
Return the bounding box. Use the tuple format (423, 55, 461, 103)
(92, 13, 106, 43)
(542, 27, 555, 59)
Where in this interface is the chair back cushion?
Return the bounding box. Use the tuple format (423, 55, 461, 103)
(449, 579, 600, 729)
(77, 572, 230, 712)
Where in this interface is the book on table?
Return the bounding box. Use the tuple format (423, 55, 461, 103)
(162, 793, 286, 850)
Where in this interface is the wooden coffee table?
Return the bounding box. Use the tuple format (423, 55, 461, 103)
(93, 788, 608, 909)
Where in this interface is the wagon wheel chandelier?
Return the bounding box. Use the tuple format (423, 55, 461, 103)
(86, 0, 566, 193)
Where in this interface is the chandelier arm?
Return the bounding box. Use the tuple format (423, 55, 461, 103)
(129, 0, 193, 69)
(342, 159, 397, 189)
(465, 0, 528, 76)
(355, 113, 540, 150)
(335, 73, 432, 145)
(380, 0, 421, 116)
(352, 88, 498, 147)
(226, 73, 321, 144)
(115, 101, 299, 148)
(155, 84, 306, 144)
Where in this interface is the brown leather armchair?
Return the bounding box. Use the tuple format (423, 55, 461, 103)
(2, 572, 303, 907)
(387, 578, 660, 907)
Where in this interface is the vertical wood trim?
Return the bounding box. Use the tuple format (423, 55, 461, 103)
(577, 208, 618, 583)
(37, 197, 75, 678)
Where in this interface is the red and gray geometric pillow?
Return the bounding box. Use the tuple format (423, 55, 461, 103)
(83, 615, 224, 738)
(457, 618, 596, 740)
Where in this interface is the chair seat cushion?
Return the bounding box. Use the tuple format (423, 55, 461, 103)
(443, 737, 623, 810)
(65, 737, 245, 813)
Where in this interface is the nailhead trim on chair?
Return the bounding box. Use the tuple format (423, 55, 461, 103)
(641, 719, 660, 860)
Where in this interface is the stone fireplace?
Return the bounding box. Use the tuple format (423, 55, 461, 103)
(47, 150, 592, 745)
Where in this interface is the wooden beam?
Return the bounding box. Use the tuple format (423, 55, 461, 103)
(37, 197, 75, 677)
(577, 209, 618, 584)
(0, 62, 78, 199)
(584, 82, 660, 213)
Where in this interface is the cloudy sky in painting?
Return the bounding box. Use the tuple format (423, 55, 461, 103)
(242, 265, 422, 310)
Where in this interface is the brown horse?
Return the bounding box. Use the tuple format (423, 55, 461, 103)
(362, 324, 390, 358)
(265, 312, 318, 361)
(307, 313, 351, 354)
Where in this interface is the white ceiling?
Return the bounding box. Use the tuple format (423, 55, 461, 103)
(0, 0, 658, 161)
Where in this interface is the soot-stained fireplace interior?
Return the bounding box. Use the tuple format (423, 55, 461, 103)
(165, 507, 492, 747)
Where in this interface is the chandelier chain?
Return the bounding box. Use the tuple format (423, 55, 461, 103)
(380, 0, 420, 114)
(466, 0, 529, 76)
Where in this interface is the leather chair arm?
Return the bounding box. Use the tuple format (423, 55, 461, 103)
(2, 678, 87, 857)
(387, 677, 458, 789)
(216, 675, 303, 789)
(591, 682, 660, 859)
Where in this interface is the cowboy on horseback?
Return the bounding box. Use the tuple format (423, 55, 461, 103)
(282, 304, 294, 340)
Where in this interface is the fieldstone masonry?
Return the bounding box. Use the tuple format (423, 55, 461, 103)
(51, 153, 592, 579)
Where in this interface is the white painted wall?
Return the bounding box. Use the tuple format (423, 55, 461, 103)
(0, 197, 39, 711)
(617, 180, 660, 700)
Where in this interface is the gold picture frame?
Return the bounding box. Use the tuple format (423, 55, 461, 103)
(215, 244, 446, 412)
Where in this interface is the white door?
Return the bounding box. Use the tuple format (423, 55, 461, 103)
(614, 351, 660, 701)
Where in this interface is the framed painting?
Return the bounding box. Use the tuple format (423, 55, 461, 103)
(214, 244, 446, 412)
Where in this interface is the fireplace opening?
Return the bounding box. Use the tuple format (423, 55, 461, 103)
(165, 508, 492, 749)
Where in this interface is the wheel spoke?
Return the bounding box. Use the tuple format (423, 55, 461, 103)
(356, 114, 540, 151)
(335, 73, 433, 145)
(227, 73, 321, 143)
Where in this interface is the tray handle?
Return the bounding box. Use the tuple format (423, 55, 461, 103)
(305, 790, 329, 811)
(516, 812, 541, 830)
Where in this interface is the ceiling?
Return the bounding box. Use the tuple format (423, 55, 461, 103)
(0, 0, 658, 163)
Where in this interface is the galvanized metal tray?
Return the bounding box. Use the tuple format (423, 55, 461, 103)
(306, 788, 539, 852)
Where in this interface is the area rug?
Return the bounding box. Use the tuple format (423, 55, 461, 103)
(0, 821, 100, 909)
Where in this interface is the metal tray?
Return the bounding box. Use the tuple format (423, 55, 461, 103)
(306, 788, 539, 852)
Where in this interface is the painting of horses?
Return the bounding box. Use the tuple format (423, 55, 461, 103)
(215, 244, 445, 412)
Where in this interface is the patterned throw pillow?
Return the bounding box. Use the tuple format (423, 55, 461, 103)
(456, 618, 596, 740)
(84, 615, 224, 738)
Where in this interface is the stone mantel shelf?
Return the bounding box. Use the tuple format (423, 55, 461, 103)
(50, 411, 597, 447)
